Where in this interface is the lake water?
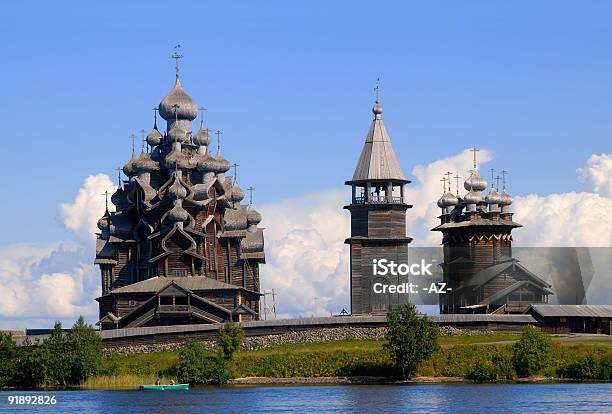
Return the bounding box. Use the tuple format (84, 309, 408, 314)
(1, 383, 611, 413)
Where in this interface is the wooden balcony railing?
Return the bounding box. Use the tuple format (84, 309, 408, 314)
(353, 195, 403, 204)
(157, 305, 190, 313)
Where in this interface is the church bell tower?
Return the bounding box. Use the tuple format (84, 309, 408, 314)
(344, 95, 412, 315)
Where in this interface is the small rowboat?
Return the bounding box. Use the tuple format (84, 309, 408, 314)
(139, 384, 189, 391)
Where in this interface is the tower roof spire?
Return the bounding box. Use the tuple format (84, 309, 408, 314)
(349, 87, 406, 184)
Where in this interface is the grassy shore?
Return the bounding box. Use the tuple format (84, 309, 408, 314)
(82, 333, 612, 389)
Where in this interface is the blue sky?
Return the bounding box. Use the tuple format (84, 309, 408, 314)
(1, 1, 612, 245)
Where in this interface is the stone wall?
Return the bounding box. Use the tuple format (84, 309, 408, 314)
(101, 325, 498, 356)
(103, 326, 388, 356)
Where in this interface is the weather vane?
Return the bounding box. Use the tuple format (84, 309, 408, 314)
(374, 77, 381, 103)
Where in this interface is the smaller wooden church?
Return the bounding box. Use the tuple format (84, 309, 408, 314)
(432, 157, 553, 314)
(94, 55, 265, 330)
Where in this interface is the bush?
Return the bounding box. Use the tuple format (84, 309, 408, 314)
(174, 339, 228, 385)
(467, 360, 499, 381)
(384, 304, 439, 379)
(561, 354, 612, 381)
(513, 325, 552, 377)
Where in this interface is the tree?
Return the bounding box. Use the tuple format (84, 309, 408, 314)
(14, 339, 48, 388)
(513, 325, 552, 377)
(218, 321, 244, 361)
(66, 316, 102, 384)
(46, 321, 71, 386)
(0, 332, 17, 387)
(384, 304, 439, 379)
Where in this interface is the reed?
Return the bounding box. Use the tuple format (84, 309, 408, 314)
(81, 374, 175, 390)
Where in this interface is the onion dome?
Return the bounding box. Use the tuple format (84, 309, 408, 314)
(122, 154, 137, 176)
(167, 177, 188, 200)
(97, 213, 110, 231)
(499, 190, 513, 207)
(372, 101, 383, 117)
(167, 203, 190, 223)
(158, 78, 198, 121)
(437, 196, 446, 208)
(485, 189, 502, 205)
(167, 122, 190, 144)
(194, 125, 210, 146)
(441, 192, 459, 207)
(146, 126, 162, 147)
(165, 146, 193, 169)
(464, 170, 487, 191)
(215, 153, 231, 173)
(464, 190, 484, 205)
(229, 182, 245, 203)
(196, 149, 217, 172)
(132, 151, 159, 174)
(246, 205, 262, 226)
(111, 186, 127, 209)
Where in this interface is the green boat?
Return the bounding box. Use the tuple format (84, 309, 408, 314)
(139, 384, 189, 391)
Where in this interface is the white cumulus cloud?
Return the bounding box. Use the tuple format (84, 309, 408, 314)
(577, 153, 612, 197)
(0, 174, 112, 329)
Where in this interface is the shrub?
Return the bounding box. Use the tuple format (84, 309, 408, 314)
(513, 325, 552, 377)
(174, 339, 228, 385)
(384, 304, 439, 379)
(467, 360, 498, 381)
(561, 354, 612, 380)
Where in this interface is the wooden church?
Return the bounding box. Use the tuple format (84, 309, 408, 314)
(432, 155, 553, 314)
(94, 54, 265, 330)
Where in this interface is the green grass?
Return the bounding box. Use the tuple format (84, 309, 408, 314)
(99, 350, 179, 376)
(438, 333, 521, 346)
(84, 334, 612, 388)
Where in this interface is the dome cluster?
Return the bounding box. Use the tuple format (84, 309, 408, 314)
(436, 157, 513, 218)
(96, 58, 262, 249)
